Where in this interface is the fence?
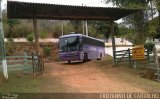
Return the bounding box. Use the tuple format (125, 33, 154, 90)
(147, 47, 160, 82)
(0, 51, 44, 77)
(115, 48, 151, 64)
(32, 52, 44, 77)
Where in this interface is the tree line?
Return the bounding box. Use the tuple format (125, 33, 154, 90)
(105, 0, 160, 45)
(3, 0, 160, 46)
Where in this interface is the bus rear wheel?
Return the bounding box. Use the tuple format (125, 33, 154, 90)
(83, 53, 88, 62)
(68, 60, 71, 64)
(97, 53, 102, 60)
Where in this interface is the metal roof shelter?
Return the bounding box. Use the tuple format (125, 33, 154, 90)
(7, 0, 141, 65)
(7, 1, 140, 21)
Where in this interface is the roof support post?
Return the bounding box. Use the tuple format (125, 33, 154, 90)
(0, 0, 8, 79)
(110, 19, 116, 65)
(33, 18, 39, 54)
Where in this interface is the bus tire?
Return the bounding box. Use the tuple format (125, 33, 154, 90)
(97, 53, 102, 60)
(83, 53, 88, 62)
(68, 60, 71, 64)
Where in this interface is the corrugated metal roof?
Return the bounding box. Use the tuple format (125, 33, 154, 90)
(7, 0, 141, 20)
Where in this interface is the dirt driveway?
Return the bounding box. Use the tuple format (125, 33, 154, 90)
(44, 60, 160, 93)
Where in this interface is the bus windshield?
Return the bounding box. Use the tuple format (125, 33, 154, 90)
(59, 36, 79, 52)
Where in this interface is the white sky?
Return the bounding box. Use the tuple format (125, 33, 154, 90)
(3, 0, 114, 7)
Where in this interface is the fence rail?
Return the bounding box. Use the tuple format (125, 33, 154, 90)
(0, 51, 44, 77)
(115, 48, 151, 64)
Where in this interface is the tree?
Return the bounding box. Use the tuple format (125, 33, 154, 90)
(2, 16, 19, 38)
(70, 20, 82, 33)
(155, 0, 160, 35)
(94, 21, 119, 40)
(105, 0, 150, 44)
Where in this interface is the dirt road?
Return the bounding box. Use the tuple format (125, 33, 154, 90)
(44, 60, 160, 93)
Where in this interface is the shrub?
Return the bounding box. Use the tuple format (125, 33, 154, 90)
(26, 33, 34, 42)
(40, 30, 48, 39)
(43, 47, 51, 56)
(144, 43, 155, 52)
(6, 38, 15, 55)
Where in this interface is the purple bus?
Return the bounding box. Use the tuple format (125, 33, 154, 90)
(59, 33, 105, 63)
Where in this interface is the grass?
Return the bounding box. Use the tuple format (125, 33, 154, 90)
(0, 56, 160, 93)
(0, 71, 68, 93)
(95, 54, 113, 68)
(95, 55, 160, 93)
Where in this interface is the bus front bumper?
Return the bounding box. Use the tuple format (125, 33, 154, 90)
(59, 53, 81, 61)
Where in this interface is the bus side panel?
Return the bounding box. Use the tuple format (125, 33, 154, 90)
(83, 44, 103, 59)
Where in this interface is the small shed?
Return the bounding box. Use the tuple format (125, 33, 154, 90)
(7, 1, 141, 64)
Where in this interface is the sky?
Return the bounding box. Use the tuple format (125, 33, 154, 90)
(2, 0, 114, 7)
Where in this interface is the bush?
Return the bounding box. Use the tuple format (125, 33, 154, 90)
(26, 33, 34, 42)
(40, 30, 48, 39)
(144, 43, 155, 52)
(43, 47, 51, 56)
(6, 38, 16, 55)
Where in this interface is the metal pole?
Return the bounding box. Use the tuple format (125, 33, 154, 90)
(61, 20, 64, 36)
(85, 20, 88, 36)
(0, 0, 8, 79)
(82, 21, 85, 35)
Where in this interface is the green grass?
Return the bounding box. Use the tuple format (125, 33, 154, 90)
(95, 54, 113, 68)
(0, 71, 68, 93)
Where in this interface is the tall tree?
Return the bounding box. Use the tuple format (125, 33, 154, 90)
(155, 0, 160, 35)
(2, 16, 19, 38)
(105, 0, 150, 44)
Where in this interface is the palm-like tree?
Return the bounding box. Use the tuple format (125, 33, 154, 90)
(3, 16, 19, 38)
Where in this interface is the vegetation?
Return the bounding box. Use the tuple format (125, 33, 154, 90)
(26, 33, 34, 42)
(1, 0, 160, 52)
(105, 0, 160, 45)
(40, 30, 48, 39)
(43, 47, 51, 56)
(144, 42, 155, 52)
(5, 38, 15, 55)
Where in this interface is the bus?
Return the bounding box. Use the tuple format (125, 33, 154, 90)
(59, 33, 105, 63)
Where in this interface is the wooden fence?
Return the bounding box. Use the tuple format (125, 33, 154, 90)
(147, 47, 160, 82)
(32, 52, 44, 77)
(115, 48, 151, 64)
(0, 51, 44, 77)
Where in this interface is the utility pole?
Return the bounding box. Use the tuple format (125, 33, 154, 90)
(0, 0, 8, 79)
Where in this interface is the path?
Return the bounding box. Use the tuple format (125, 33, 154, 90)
(44, 61, 160, 93)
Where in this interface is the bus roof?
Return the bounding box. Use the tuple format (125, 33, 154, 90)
(59, 33, 104, 42)
(59, 34, 82, 38)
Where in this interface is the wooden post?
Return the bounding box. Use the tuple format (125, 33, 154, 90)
(23, 51, 27, 73)
(110, 19, 116, 65)
(128, 48, 131, 64)
(153, 47, 158, 67)
(147, 48, 150, 62)
(133, 61, 137, 69)
(33, 19, 39, 54)
(31, 52, 35, 77)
